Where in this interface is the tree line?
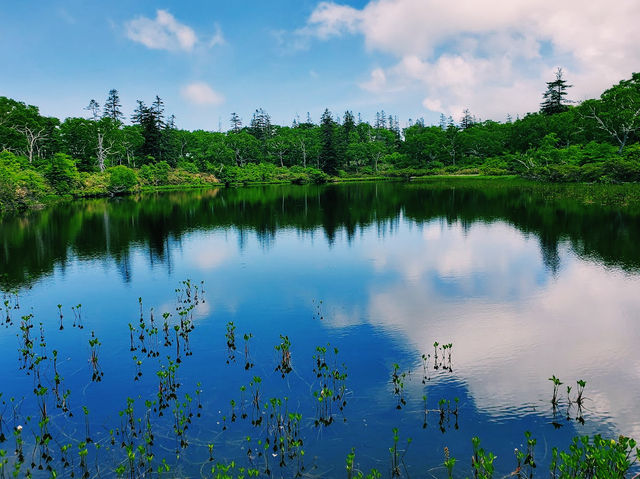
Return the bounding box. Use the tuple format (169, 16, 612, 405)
(2, 70, 640, 210)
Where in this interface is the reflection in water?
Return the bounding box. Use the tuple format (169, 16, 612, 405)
(2, 180, 640, 475)
(362, 220, 640, 439)
(2, 181, 640, 289)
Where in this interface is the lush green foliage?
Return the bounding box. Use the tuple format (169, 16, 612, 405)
(2, 73, 640, 210)
(551, 435, 639, 479)
(108, 165, 138, 193)
(0, 151, 50, 212)
(43, 153, 79, 194)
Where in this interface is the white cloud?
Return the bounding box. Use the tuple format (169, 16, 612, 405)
(126, 10, 226, 53)
(302, 0, 640, 119)
(126, 10, 197, 51)
(359, 67, 388, 92)
(181, 82, 225, 106)
(208, 23, 226, 47)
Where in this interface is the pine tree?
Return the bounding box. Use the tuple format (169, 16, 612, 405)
(103, 89, 123, 122)
(85, 99, 100, 121)
(132, 98, 165, 162)
(541, 68, 572, 115)
(320, 108, 338, 175)
(151, 96, 165, 129)
(439, 114, 447, 129)
(460, 109, 474, 129)
(230, 112, 242, 132)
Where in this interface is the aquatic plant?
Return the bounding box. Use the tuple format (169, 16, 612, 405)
(549, 375, 563, 407)
(389, 428, 411, 477)
(225, 321, 237, 364)
(444, 446, 456, 479)
(575, 379, 587, 406)
(391, 363, 407, 410)
(274, 335, 292, 378)
(243, 333, 254, 370)
(471, 436, 496, 479)
(88, 331, 104, 382)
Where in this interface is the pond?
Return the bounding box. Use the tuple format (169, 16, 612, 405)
(1, 179, 640, 478)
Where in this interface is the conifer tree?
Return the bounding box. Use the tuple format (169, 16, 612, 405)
(103, 89, 123, 122)
(541, 68, 572, 115)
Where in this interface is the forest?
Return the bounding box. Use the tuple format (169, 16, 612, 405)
(1, 70, 640, 211)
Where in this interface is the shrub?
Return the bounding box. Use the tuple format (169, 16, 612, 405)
(108, 165, 138, 194)
(0, 151, 50, 211)
(43, 153, 79, 194)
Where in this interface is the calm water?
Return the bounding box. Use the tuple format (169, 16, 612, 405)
(1, 180, 640, 477)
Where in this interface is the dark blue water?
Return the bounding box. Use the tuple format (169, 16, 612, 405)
(1, 181, 640, 477)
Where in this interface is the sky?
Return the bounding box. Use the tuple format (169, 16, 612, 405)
(2, 0, 639, 131)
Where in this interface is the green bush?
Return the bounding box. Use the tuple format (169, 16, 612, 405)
(0, 151, 50, 211)
(108, 165, 138, 194)
(603, 159, 640, 183)
(43, 153, 79, 194)
(578, 163, 605, 182)
(177, 161, 199, 174)
(139, 161, 171, 186)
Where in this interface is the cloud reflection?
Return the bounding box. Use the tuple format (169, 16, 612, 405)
(363, 220, 640, 439)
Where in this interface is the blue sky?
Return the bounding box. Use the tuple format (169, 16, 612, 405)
(2, 1, 639, 130)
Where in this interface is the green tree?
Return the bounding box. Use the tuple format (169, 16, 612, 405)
(541, 68, 572, 115)
(103, 89, 124, 122)
(44, 153, 78, 194)
(319, 109, 338, 175)
(582, 72, 640, 153)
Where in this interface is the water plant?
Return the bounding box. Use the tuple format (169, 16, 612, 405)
(391, 363, 407, 410)
(575, 379, 586, 406)
(225, 321, 237, 364)
(389, 428, 411, 477)
(57, 304, 63, 330)
(550, 435, 638, 479)
(346, 448, 382, 479)
(549, 375, 563, 407)
(88, 331, 104, 382)
(243, 333, 254, 370)
(444, 446, 456, 479)
(274, 335, 292, 378)
(471, 436, 496, 479)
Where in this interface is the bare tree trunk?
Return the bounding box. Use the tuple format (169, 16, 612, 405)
(96, 132, 114, 171)
(14, 125, 47, 163)
(299, 139, 307, 167)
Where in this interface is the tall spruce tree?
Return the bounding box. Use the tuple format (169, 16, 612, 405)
(541, 68, 572, 115)
(230, 112, 242, 132)
(320, 108, 338, 175)
(103, 89, 123, 122)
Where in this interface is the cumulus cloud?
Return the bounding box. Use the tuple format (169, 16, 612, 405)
(181, 82, 225, 106)
(301, 0, 640, 119)
(126, 10, 226, 53)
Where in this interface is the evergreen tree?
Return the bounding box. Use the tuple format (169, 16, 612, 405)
(250, 108, 272, 140)
(439, 114, 447, 129)
(541, 68, 572, 115)
(460, 109, 475, 129)
(103, 89, 123, 122)
(132, 98, 165, 162)
(85, 99, 100, 121)
(151, 96, 165, 129)
(319, 108, 338, 175)
(230, 112, 242, 132)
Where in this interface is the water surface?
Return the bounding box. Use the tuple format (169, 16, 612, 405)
(1, 180, 639, 477)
